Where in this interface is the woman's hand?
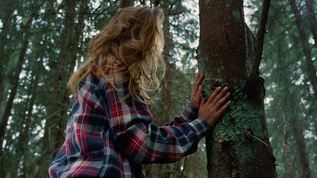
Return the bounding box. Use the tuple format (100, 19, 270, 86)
(190, 73, 204, 108)
(198, 87, 231, 128)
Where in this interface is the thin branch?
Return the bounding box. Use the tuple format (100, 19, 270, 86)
(249, 0, 271, 81)
(18, 0, 46, 40)
(169, 0, 180, 10)
(250, 134, 270, 147)
(94, 1, 116, 20)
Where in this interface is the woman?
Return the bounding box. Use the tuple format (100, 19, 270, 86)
(49, 6, 231, 177)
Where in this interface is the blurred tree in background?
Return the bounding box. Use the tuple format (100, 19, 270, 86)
(247, 0, 317, 177)
(0, 0, 316, 177)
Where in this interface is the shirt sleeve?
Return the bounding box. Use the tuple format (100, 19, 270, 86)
(102, 76, 210, 165)
(169, 103, 199, 125)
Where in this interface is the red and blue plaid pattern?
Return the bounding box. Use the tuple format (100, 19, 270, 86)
(48, 66, 209, 177)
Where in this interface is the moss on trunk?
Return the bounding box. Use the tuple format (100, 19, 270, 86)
(198, 0, 276, 177)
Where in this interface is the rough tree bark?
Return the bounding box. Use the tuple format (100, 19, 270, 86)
(290, 0, 317, 98)
(198, 0, 276, 177)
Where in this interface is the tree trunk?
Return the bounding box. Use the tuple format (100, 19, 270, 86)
(16, 58, 41, 178)
(305, 0, 317, 49)
(0, 33, 29, 176)
(121, 0, 135, 7)
(53, 0, 76, 154)
(290, 109, 311, 178)
(293, 121, 311, 178)
(161, 3, 172, 124)
(16, 76, 33, 178)
(283, 111, 293, 178)
(36, 1, 76, 177)
(198, 0, 276, 177)
(0, 0, 18, 119)
(53, 0, 89, 155)
(36, 1, 89, 177)
(274, 34, 311, 177)
(290, 0, 317, 98)
(145, 2, 176, 177)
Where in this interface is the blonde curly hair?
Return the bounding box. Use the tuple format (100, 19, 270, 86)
(68, 6, 165, 101)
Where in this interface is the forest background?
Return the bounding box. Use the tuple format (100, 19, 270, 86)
(0, 0, 316, 177)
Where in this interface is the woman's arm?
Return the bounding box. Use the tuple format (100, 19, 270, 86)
(102, 75, 216, 164)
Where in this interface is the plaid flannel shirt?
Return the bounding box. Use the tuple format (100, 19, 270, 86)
(48, 63, 209, 178)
